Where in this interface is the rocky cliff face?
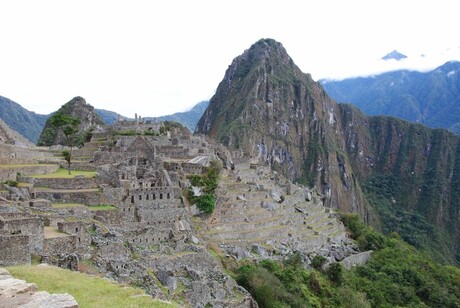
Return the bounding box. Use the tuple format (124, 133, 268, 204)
(196, 38, 368, 216)
(37, 97, 105, 146)
(197, 39, 460, 264)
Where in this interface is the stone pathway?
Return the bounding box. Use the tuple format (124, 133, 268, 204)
(0, 267, 78, 308)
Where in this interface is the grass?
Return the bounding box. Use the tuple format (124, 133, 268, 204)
(7, 265, 176, 308)
(0, 164, 56, 168)
(52, 204, 117, 211)
(52, 203, 85, 209)
(88, 204, 118, 211)
(30, 168, 96, 179)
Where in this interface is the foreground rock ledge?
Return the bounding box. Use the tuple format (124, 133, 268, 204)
(0, 267, 78, 308)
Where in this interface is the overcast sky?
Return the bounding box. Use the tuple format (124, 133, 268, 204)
(1, 0, 459, 117)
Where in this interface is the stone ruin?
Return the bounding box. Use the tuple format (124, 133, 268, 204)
(0, 116, 366, 307)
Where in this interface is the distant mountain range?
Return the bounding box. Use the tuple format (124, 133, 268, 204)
(0, 96, 209, 144)
(145, 101, 209, 132)
(320, 61, 460, 134)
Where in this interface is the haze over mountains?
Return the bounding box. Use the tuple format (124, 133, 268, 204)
(321, 61, 460, 134)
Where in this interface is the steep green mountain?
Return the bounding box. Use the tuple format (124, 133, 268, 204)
(320, 61, 460, 134)
(37, 96, 105, 146)
(0, 95, 48, 143)
(146, 100, 209, 132)
(197, 38, 368, 216)
(196, 38, 460, 264)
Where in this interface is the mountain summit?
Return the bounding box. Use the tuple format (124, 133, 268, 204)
(381, 50, 407, 61)
(37, 96, 105, 146)
(196, 38, 367, 214)
(197, 38, 460, 264)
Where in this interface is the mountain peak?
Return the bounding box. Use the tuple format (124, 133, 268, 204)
(381, 50, 407, 61)
(37, 97, 105, 146)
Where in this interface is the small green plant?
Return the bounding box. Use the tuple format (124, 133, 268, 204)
(3, 180, 18, 187)
(186, 160, 221, 214)
(311, 255, 327, 271)
(144, 128, 158, 136)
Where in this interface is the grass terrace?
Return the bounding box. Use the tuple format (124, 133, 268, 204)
(88, 204, 118, 211)
(0, 164, 56, 168)
(52, 203, 85, 209)
(7, 265, 176, 307)
(30, 168, 96, 179)
(52, 203, 117, 211)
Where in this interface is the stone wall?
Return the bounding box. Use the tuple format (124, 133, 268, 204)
(35, 190, 106, 205)
(0, 164, 59, 182)
(43, 236, 76, 256)
(0, 214, 44, 253)
(0, 235, 30, 266)
(127, 186, 175, 206)
(93, 210, 128, 226)
(58, 221, 92, 254)
(157, 145, 189, 158)
(0, 144, 52, 165)
(102, 187, 125, 206)
(124, 227, 172, 247)
(25, 177, 97, 190)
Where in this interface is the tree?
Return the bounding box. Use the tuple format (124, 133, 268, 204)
(50, 113, 80, 174)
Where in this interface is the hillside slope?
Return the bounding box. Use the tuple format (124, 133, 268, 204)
(0, 96, 48, 143)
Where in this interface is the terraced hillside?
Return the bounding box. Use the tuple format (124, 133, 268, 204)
(198, 161, 354, 263)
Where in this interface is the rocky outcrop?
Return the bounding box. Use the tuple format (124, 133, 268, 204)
(0, 267, 78, 308)
(196, 38, 368, 217)
(37, 97, 105, 146)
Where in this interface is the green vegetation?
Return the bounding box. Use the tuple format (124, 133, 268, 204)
(230, 214, 460, 307)
(144, 127, 159, 136)
(7, 265, 176, 307)
(30, 168, 96, 179)
(88, 204, 118, 211)
(40, 112, 80, 174)
(3, 180, 18, 187)
(186, 160, 222, 213)
(114, 129, 140, 136)
(159, 121, 184, 135)
(52, 203, 85, 209)
(363, 173, 456, 264)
